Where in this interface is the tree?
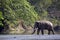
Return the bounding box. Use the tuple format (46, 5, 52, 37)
(0, 0, 40, 32)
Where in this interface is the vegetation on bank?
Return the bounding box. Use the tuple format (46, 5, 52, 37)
(0, 0, 60, 34)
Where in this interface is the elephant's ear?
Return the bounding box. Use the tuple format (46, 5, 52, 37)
(34, 22, 37, 28)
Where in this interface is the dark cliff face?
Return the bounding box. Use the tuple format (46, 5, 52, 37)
(46, 0, 60, 21)
(47, 4, 60, 20)
(28, 0, 60, 17)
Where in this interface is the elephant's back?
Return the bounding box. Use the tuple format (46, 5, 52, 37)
(36, 20, 53, 27)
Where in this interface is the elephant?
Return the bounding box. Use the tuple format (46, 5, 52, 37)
(32, 20, 55, 35)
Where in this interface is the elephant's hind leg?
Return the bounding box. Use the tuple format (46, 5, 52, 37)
(51, 29, 55, 34)
(48, 30, 50, 35)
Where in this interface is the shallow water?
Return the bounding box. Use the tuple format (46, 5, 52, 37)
(0, 35, 60, 40)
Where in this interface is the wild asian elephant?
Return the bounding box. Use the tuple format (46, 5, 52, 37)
(32, 20, 55, 35)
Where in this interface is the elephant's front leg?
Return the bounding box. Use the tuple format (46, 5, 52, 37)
(37, 29, 40, 35)
(41, 29, 44, 35)
(32, 29, 36, 34)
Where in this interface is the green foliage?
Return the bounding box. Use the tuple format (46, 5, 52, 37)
(40, 10, 48, 20)
(0, 0, 60, 27)
(0, 0, 40, 26)
(0, 12, 3, 20)
(0, 12, 4, 26)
